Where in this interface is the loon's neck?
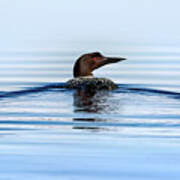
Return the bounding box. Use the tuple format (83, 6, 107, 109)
(74, 75, 94, 79)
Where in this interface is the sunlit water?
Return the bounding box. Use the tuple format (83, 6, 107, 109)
(0, 42, 180, 179)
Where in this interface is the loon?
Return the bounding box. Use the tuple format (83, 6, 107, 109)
(66, 52, 126, 90)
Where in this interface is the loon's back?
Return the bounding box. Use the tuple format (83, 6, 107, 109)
(66, 77, 118, 90)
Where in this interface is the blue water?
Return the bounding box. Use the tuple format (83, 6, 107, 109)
(0, 42, 180, 179)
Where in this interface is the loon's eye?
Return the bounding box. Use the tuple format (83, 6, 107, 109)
(93, 57, 97, 61)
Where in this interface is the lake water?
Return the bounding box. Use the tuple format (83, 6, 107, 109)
(0, 42, 180, 179)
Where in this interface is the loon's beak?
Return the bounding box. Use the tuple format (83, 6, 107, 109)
(94, 56, 126, 70)
(105, 56, 126, 63)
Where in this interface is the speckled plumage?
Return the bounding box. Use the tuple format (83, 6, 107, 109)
(66, 77, 118, 90)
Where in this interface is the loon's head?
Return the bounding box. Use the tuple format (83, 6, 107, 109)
(73, 52, 126, 78)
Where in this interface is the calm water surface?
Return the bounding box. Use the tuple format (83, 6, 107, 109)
(0, 42, 180, 179)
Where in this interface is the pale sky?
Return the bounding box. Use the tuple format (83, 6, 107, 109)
(0, 0, 180, 48)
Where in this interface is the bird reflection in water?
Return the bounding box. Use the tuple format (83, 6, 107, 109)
(73, 89, 111, 113)
(72, 89, 111, 131)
